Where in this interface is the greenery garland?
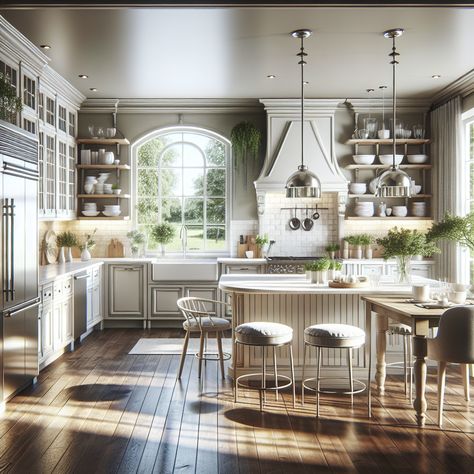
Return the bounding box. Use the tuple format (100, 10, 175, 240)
(230, 121, 261, 165)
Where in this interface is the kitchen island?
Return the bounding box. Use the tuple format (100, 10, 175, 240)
(219, 274, 422, 379)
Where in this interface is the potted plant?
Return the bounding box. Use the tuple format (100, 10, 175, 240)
(230, 121, 261, 188)
(127, 229, 146, 257)
(328, 260, 343, 281)
(376, 227, 439, 283)
(56, 231, 78, 263)
(79, 228, 97, 261)
(0, 72, 22, 124)
(310, 258, 331, 284)
(325, 243, 340, 259)
(112, 183, 122, 195)
(304, 262, 313, 280)
(344, 235, 366, 259)
(359, 234, 374, 259)
(342, 238, 350, 259)
(255, 234, 269, 258)
(151, 222, 176, 257)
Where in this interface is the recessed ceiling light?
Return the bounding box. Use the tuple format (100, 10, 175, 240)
(40, 44, 51, 50)
(78, 74, 88, 79)
(89, 88, 98, 92)
(432, 74, 441, 79)
(267, 74, 276, 79)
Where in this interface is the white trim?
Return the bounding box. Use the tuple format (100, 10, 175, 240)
(131, 125, 232, 255)
(432, 69, 474, 108)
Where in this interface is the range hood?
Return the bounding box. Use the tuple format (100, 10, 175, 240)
(255, 99, 348, 199)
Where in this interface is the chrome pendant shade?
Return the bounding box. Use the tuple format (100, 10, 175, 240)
(375, 28, 412, 198)
(285, 29, 321, 199)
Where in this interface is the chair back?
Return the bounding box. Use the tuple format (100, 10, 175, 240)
(433, 306, 474, 363)
(177, 297, 214, 330)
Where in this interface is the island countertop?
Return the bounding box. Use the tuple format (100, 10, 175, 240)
(218, 274, 430, 295)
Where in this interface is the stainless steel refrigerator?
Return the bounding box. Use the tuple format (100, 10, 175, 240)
(0, 120, 39, 403)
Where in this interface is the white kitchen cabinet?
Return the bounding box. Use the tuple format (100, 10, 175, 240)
(149, 286, 184, 320)
(107, 264, 146, 319)
(87, 265, 103, 329)
(360, 263, 384, 276)
(224, 264, 264, 274)
(39, 302, 53, 364)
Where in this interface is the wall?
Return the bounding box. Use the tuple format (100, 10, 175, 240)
(463, 92, 474, 113)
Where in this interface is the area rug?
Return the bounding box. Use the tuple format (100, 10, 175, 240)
(128, 337, 232, 355)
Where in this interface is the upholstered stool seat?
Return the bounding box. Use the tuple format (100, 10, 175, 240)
(183, 316, 231, 331)
(233, 321, 295, 411)
(302, 323, 368, 417)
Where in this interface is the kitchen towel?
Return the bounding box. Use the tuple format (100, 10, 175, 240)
(128, 337, 232, 355)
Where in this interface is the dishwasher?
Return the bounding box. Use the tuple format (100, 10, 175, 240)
(73, 271, 89, 341)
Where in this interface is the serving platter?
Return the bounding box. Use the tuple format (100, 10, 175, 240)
(329, 280, 369, 288)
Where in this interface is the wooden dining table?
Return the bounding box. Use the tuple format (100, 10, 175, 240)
(362, 295, 446, 427)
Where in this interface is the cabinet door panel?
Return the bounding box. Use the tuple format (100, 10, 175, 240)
(225, 265, 262, 274)
(149, 286, 183, 319)
(185, 286, 218, 313)
(108, 265, 144, 317)
(92, 284, 101, 322)
(41, 303, 53, 359)
(62, 298, 72, 343)
(52, 302, 62, 351)
(86, 287, 93, 326)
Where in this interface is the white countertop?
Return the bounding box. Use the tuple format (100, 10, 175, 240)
(218, 274, 431, 295)
(217, 258, 267, 264)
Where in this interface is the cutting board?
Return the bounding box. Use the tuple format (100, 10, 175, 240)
(108, 239, 124, 258)
(328, 280, 369, 288)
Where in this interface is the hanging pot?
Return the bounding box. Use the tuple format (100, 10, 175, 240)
(302, 206, 314, 231)
(289, 206, 300, 230)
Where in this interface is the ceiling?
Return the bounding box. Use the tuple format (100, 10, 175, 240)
(1, 6, 474, 100)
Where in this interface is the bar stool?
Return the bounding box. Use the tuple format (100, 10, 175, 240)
(302, 323, 366, 417)
(233, 322, 296, 411)
(387, 322, 414, 402)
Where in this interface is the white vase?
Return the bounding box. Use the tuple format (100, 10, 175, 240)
(365, 246, 373, 259)
(66, 247, 73, 262)
(58, 246, 65, 263)
(342, 241, 349, 259)
(355, 245, 363, 259)
(312, 270, 328, 284)
(81, 244, 91, 261)
(160, 244, 166, 257)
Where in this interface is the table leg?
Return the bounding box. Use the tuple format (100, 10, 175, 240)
(375, 313, 388, 395)
(413, 319, 429, 427)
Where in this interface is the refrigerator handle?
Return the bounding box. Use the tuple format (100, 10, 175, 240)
(4, 297, 41, 318)
(10, 198, 15, 300)
(3, 198, 10, 301)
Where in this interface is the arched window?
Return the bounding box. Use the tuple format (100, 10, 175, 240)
(135, 127, 230, 254)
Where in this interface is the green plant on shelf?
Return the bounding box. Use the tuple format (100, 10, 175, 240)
(328, 260, 343, 271)
(56, 231, 78, 249)
(305, 258, 331, 272)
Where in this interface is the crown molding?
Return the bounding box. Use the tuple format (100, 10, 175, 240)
(431, 69, 474, 108)
(80, 98, 264, 114)
(41, 66, 86, 108)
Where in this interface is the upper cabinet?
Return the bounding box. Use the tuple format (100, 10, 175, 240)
(0, 16, 86, 220)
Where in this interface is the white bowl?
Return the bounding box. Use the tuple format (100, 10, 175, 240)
(413, 185, 422, 194)
(352, 154, 375, 165)
(82, 210, 100, 217)
(392, 206, 408, 217)
(349, 183, 367, 194)
(407, 154, 429, 164)
(378, 154, 404, 165)
(104, 204, 120, 209)
(102, 210, 121, 217)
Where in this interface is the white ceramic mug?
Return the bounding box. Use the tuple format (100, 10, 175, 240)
(412, 284, 430, 302)
(245, 250, 254, 259)
(448, 291, 467, 304)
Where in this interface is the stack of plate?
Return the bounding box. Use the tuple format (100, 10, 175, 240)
(411, 202, 427, 217)
(354, 201, 374, 217)
(82, 202, 99, 217)
(103, 204, 121, 217)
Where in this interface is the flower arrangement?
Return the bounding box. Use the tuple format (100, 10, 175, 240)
(79, 228, 97, 251)
(127, 230, 146, 256)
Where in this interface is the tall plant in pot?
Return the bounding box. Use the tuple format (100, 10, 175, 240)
(376, 227, 439, 283)
(325, 243, 340, 259)
(344, 235, 366, 259)
(56, 231, 78, 263)
(127, 230, 146, 257)
(151, 222, 176, 257)
(79, 228, 97, 261)
(255, 234, 269, 258)
(309, 258, 331, 284)
(359, 234, 374, 259)
(328, 260, 343, 281)
(230, 121, 261, 188)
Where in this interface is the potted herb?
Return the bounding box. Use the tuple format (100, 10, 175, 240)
(112, 183, 122, 195)
(56, 231, 78, 263)
(309, 258, 331, 284)
(304, 262, 313, 280)
(344, 235, 366, 259)
(79, 228, 97, 261)
(127, 230, 146, 257)
(230, 121, 261, 188)
(325, 243, 340, 259)
(328, 260, 343, 281)
(359, 234, 374, 259)
(0, 72, 22, 124)
(376, 227, 439, 283)
(151, 222, 176, 257)
(255, 234, 269, 258)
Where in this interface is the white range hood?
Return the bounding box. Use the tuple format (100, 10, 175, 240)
(255, 99, 348, 202)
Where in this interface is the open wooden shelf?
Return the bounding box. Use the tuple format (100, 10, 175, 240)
(77, 138, 130, 145)
(76, 164, 131, 170)
(77, 216, 130, 221)
(348, 194, 432, 199)
(346, 216, 432, 220)
(345, 164, 431, 170)
(77, 194, 130, 199)
(346, 139, 430, 145)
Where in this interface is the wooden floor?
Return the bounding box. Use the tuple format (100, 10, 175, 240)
(0, 329, 473, 474)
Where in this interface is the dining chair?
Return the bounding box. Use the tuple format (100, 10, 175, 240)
(176, 297, 231, 380)
(427, 306, 474, 427)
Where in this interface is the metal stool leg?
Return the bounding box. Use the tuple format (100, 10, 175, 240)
(260, 346, 266, 411)
(289, 344, 296, 409)
(403, 335, 408, 397)
(302, 342, 307, 406)
(348, 347, 354, 407)
(408, 335, 413, 404)
(233, 340, 238, 403)
(316, 346, 321, 417)
(273, 347, 278, 401)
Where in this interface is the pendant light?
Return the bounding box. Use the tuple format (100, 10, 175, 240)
(285, 29, 321, 199)
(375, 28, 412, 198)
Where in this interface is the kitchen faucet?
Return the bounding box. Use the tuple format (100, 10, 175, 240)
(180, 224, 188, 258)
